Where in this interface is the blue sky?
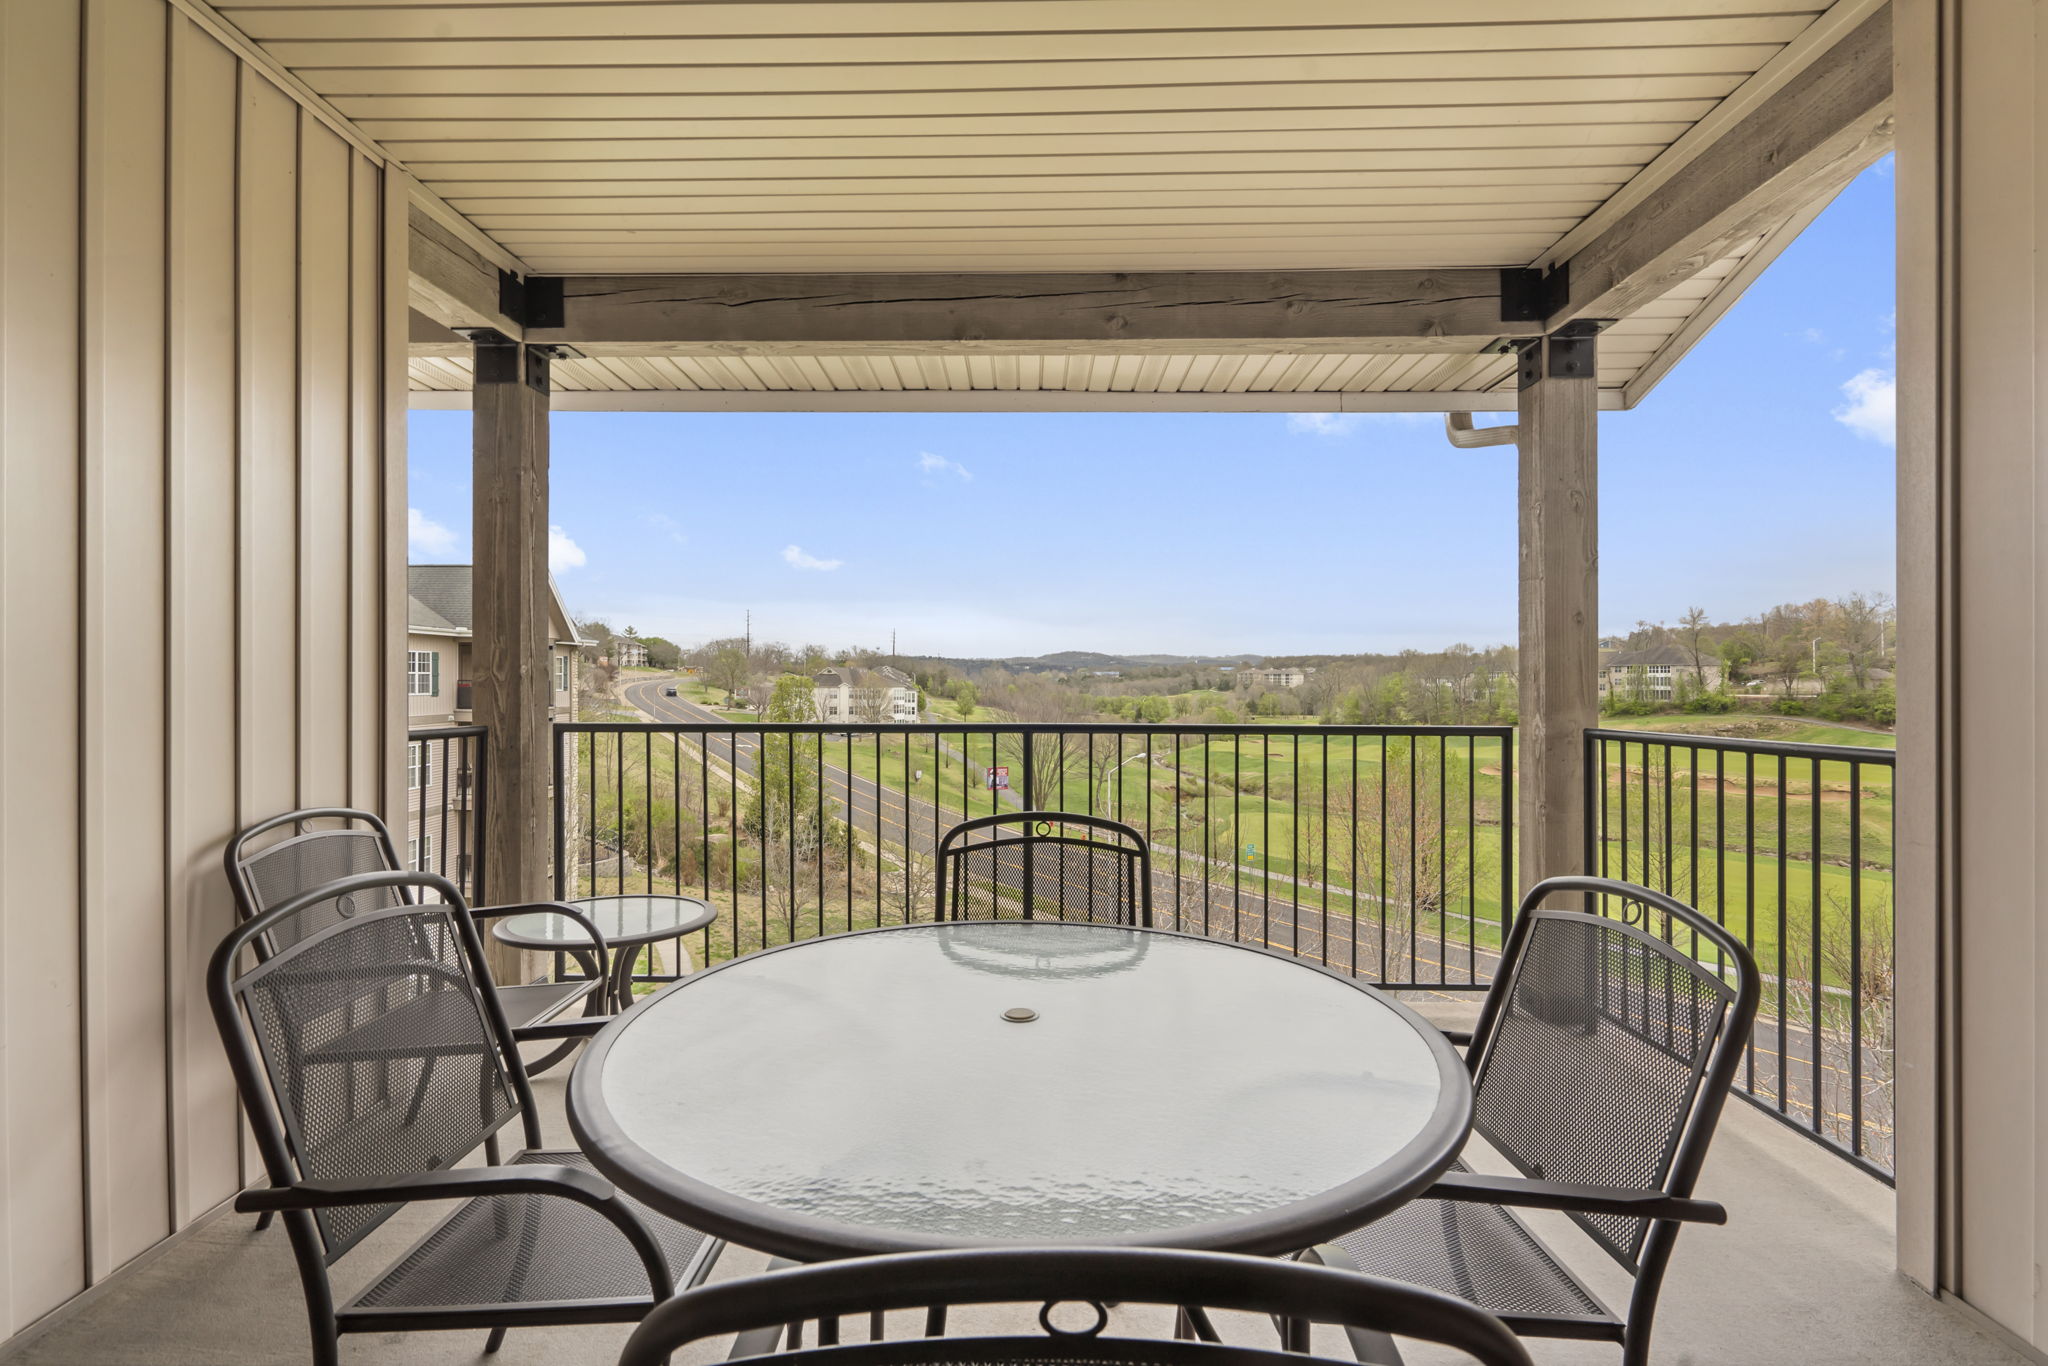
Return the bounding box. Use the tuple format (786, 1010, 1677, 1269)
(409, 160, 1895, 659)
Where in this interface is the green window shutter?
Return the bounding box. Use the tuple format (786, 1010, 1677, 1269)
(431, 651, 441, 697)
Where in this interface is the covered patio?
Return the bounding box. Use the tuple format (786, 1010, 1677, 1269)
(3, 0, 2045, 1363)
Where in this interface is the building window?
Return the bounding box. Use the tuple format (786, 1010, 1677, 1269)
(555, 652, 570, 693)
(409, 833, 433, 871)
(409, 740, 433, 790)
(408, 649, 439, 696)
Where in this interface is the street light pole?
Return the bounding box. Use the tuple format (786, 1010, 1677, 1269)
(1101, 752, 1149, 818)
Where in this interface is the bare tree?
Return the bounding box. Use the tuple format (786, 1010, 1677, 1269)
(1677, 606, 1713, 687)
(1834, 592, 1892, 690)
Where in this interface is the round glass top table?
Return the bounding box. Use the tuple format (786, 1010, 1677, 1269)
(568, 921, 1471, 1262)
(492, 894, 718, 1012)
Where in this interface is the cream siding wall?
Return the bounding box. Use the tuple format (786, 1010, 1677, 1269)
(1895, 0, 2048, 1350)
(0, 0, 405, 1337)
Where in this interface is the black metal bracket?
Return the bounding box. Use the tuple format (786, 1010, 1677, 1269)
(1500, 264, 1568, 323)
(525, 277, 565, 330)
(1516, 320, 1612, 388)
(470, 335, 553, 395)
(490, 271, 566, 332)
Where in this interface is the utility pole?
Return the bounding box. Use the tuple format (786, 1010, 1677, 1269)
(745, 609, 752, 659)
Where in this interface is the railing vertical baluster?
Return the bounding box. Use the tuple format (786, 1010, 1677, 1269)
(1378, 735, 1388, 980)
(1203, 730, 1214, 939)
(1220, 733, 1236, 946)
(1810, 754, 1824, 1141)
(1850, 761, 1865, 1158)
(1499, 732, 1512, 948)
(1406, 735, 1418, 979)
(1776, 748, 1788, 1117)
(1290, 732, 1302, 959)
(844, 734, 853, 934)
(1745, 748, 1756, 1098)
(1349, 733, 1360, 978)
(1436, 731, 1447, 983)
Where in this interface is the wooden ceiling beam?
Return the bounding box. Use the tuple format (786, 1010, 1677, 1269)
(407, 201, 524, 339)
(518, 269, 1536, 354)
(1544, 2, 1893, 328)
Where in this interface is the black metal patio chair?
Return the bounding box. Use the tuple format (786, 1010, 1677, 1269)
(209, 869, 723, 1366)
(618, 1247, 1532, 1366)
(1308, 875, 1759, 1366)
(227, 806, 608, 1061)
(936, 812, 1152, 927)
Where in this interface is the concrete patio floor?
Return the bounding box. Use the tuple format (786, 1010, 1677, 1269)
(0, 1053, 2027, 1366)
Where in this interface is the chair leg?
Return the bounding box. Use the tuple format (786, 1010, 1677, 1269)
(254, 1210, 274, 1232)
(485, 1326, 508, 1354)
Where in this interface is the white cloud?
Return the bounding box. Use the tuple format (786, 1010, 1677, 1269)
(1286, 413, 1367, 436)
(549, 525, 587, 572)
(917, 451, 973, 482)
(647, 512, 686, 546)
(782, 544, 843, 572)
(408, 507, 459, 558)
(1283, 411, 1431, 436)
(1833, 369, 1896, 446)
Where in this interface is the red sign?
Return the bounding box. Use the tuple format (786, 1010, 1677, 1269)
(987, 766, 1010, 791)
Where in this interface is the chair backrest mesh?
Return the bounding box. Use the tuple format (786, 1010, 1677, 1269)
(1471, 910, 1734, 1268)
(233, 899, 520, 1261)
(237, 827, 406, 955)
(939, 818, 1147, 926)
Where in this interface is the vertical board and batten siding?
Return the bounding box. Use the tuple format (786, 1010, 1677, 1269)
(0, 0, 406, 1337)
(1895, 0, 2048, 1349)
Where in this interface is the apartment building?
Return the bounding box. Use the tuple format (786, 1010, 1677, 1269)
(1596, 644, 1723, 700)
(406, 565, 591, 873)
(813, 665, 921, 723)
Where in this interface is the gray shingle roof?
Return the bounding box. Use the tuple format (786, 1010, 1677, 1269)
(407, 593, 461, 634)
(408, 564, 591, 646)
(408, 564, 473, 633)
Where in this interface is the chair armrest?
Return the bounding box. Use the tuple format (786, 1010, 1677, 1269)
(514, 1015, 619, 1042)
(1426, 1171, 1726, 1224)
(234, 1163, 614, 1213)
(1438, 1028, 1473, 1047)
(236, 1165, 676, 1295)
(473, 900, 614, 982)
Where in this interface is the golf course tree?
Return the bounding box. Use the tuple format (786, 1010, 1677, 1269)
(707, 643, 750, 700)
(742, 674, 850, 939)
(744, 673, 842, 851)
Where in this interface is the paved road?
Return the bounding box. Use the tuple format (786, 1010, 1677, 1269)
(604, 677, 1884, 1158)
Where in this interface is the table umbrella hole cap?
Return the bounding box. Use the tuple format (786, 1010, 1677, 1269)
(1002, 1007, 1039, 1023)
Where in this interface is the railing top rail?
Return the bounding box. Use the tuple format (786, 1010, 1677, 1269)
(555, 720, 1516, 737)
(1585, 726, 1894, 766)
(408, 724, 488, 741)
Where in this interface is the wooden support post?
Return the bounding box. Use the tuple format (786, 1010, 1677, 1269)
(1516, 332, 1599, 892)
(472, 337, 551, 979)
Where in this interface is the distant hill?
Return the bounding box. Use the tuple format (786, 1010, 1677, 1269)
(913, 650, 1263, 673)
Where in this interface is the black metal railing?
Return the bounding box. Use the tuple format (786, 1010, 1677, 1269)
(552, 721, 1514, 995)
(408, 724, 487, 906)
(1584, 727, 1896, 1178)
